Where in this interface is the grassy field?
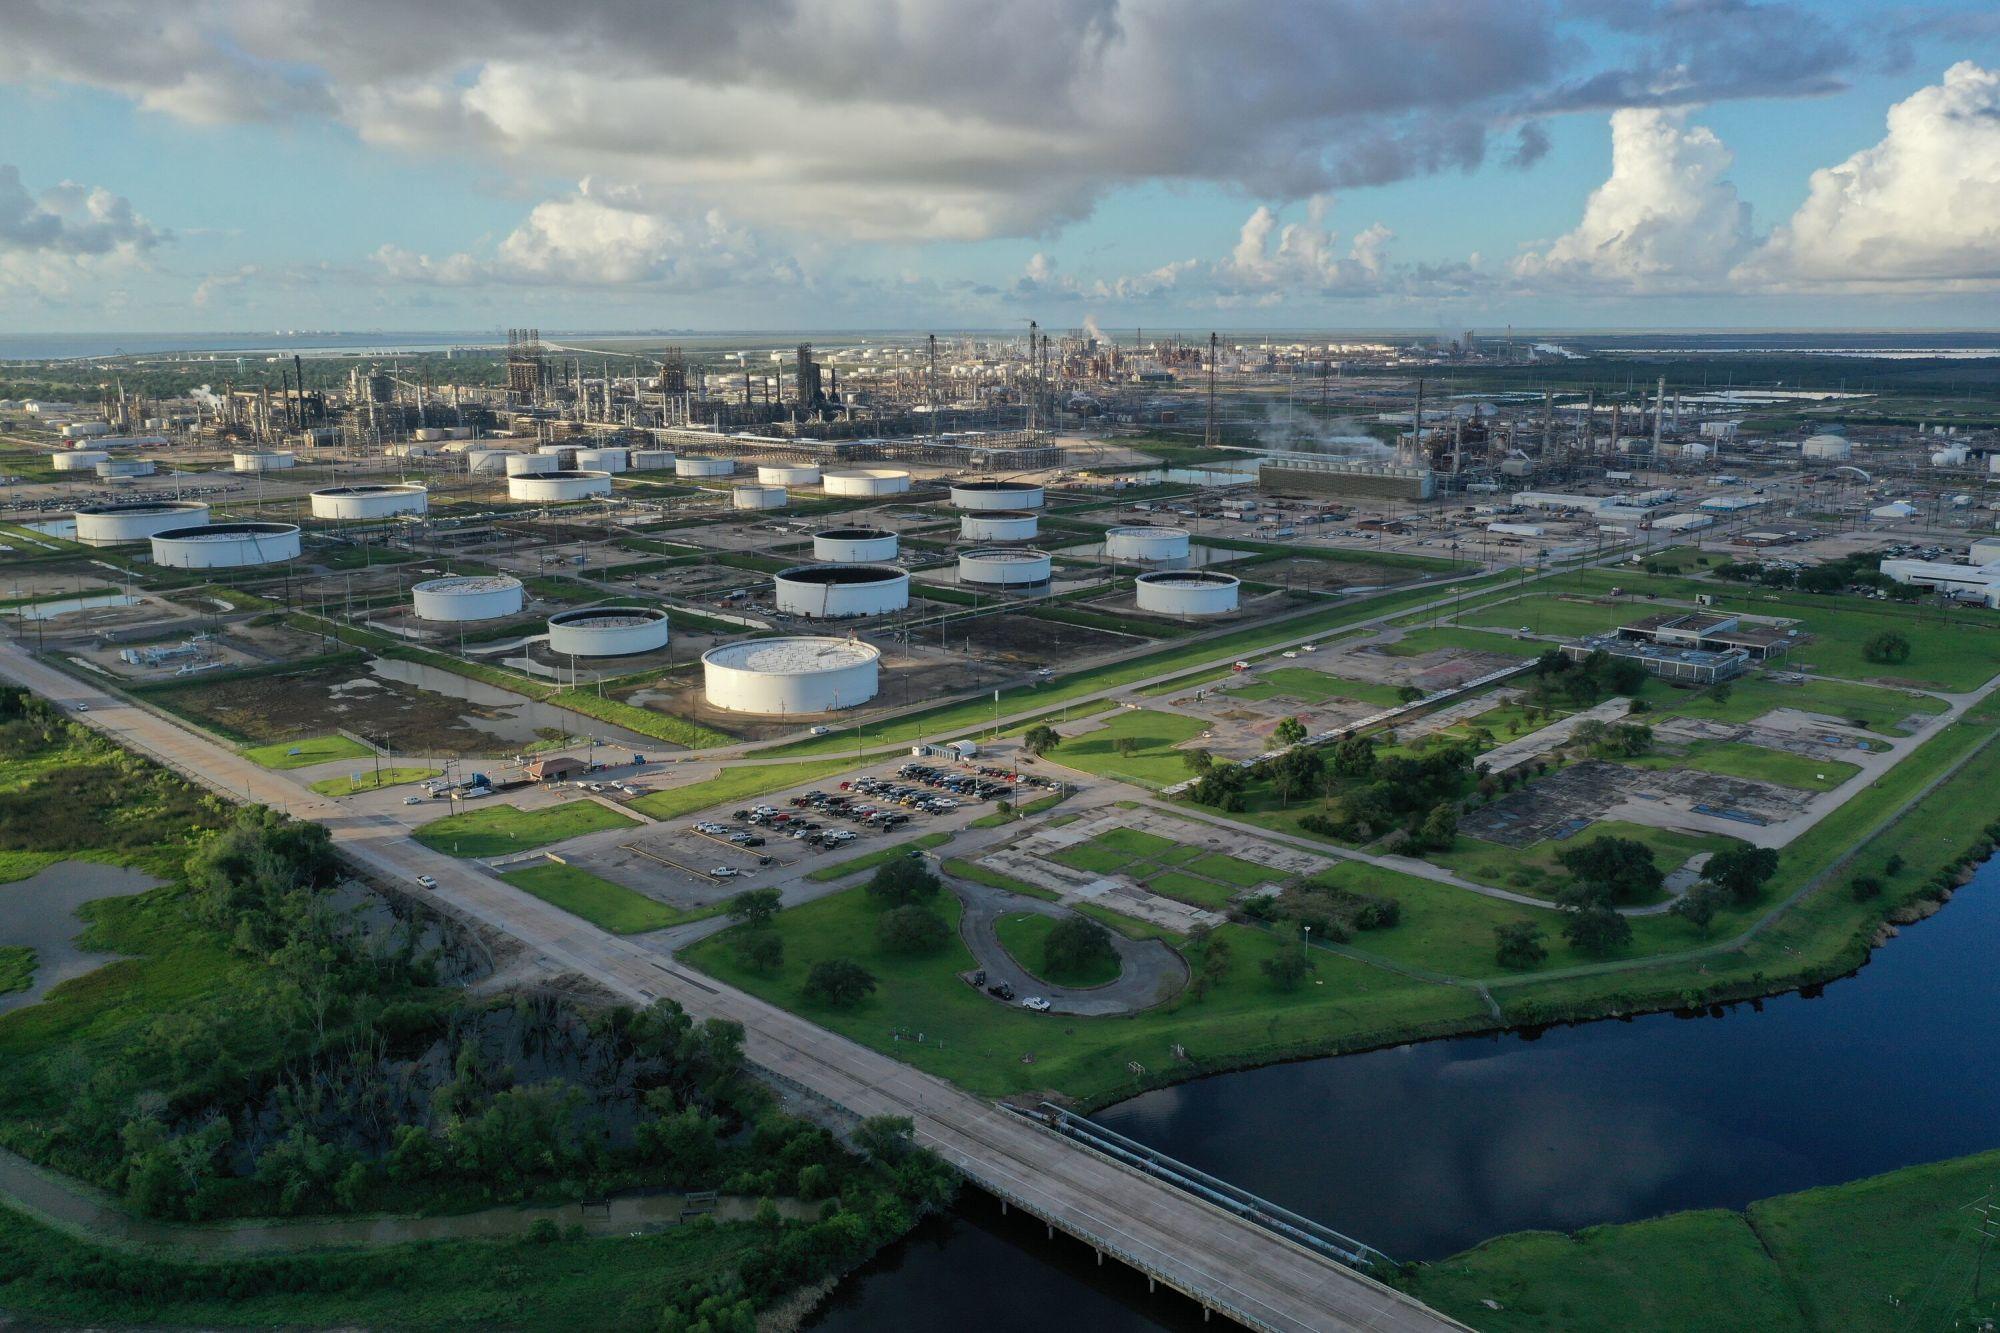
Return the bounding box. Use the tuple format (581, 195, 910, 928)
(242, 734, 373, 769)
(1375, 626, 1544, 659)
(1411, 1149, 2000, 1333)
(1647, 673, 1944, 734)
(1226, 666, 1408, 708)
(805, 831, 953, 882)
(0, 946, 32, 995)
(1458, 594, 1636, 639)
(993, 910, 1122, 987)
(308, 766, 441, 796)
(1422, 820, 1742, 901)
(497, 861, 692, 933)
(1633, 741, 1860, 792)
(412, 800, 638, 858)
(1047, 709, 1207, 788)
(626, 758, 862, 823)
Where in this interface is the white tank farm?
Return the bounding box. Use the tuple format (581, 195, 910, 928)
(574, 447, 628, 473)
(150, 521, 301, 568)
(508, 469, 613, 502)
(951, 480, 1044, 510)
(546, 606, 670, 656)
(773, 563, 910, 617)
(1801, 434, 1852, 461)
(630, 450, 676, 471)
(960, 509, 1038, 542)
(52, 450, 109, 472)
(823, 467, 910, 497)
(1105, 525, 1191, 562)
(959, 548, 1052, 586)
(759, 463, 821, 486)
(702, 636, 881, 714)
(813, 526, 899, 562)
(466, 448, 517, 474)
(412, 574, 525, 622)
(94, 458, 155, 479)
(1136, 570, 1239, 616)
(310, 483, 428, 520)
(733, 485, 788, 510)
(676, 455, 735, 478)
(73, 500, 208, 545)
(505, 452, 560, 476)
(232, 451, 295, 472)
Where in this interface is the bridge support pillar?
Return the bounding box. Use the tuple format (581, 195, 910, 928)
(1095, 1248, 1103, 1266)
(999, 1201, 1007, 1215)
(1147, 1277, 1156, 1293)
(1045, 1223, 1054, 1240)
(1203, 1308, 1212, 1323)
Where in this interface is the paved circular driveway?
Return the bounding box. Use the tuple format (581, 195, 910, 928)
(949, 873, 1187, 1016)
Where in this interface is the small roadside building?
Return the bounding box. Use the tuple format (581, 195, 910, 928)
(526, 755, 588, 783)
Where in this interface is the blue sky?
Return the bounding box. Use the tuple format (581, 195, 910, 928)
(1, 0, 1997, 332)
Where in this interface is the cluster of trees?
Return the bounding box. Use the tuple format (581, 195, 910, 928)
(1670, 844, 1780, 934)
(1288, 736, 1474, 850)
(1524, 648, 1649, 710)
(1501, 836, 1785, 965)
(1042, 915, 1114, 978)
(1241, 878, 1401, 946)
(1715, 552, 1920, 601)
(0, 687, 218, 854)
(1574, 718, 1654, 760)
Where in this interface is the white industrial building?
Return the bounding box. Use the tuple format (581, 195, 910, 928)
(773, 564, 910, 617)
(758, 463, 821, 486)
(1135, 570, 1240, 616)
(150, 522, 300, 568)
(508, 469, 612, 502)
(702, 637, 881, 715)
(950, 480, 1045, 510)
(1651, 512, 1715, 533)
(1880, 556, 2000, 606)
(813, 527, 899, 563)
(823, 468, 910, 497)
(961, 510, 1039, 542)
(1104, 525, 1191, 562)
(310, 484, 428, 520)
(546, 606, 670, 656)
(74, 500, 209, 545)
(412, 574, 525, 622)
(958, 548, 1052, 586)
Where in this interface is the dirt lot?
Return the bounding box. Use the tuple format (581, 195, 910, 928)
(0, 563, 122, 598)
(952, 612, 1135, 665)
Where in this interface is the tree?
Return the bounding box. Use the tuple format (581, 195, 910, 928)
(1022, 724, 1061, 756)
(1043, 915, 1114, 977)
(1849, 874, 1883, 901)
(727, 887, 782, 926)
(1416, 802, 1458, 852)
(1183, 747, 1215, 775)
(734, 929, 784, 973)
(1863, 630, 1911, 664)
(876, 904, 949, 955)
(1331, 735, 1377, 782)
(854, 1115, 916, 1162)
(1708, 681, 1734, 706)
(1274, 716, 1307, 747)
(1703, 845, 1779, 905)
(1798, 563, 1847, 594)
(1561, 903, 1632, 956)
(1493, 920, 1547, 970)
(1671, 883, 1722, 935)
(1396, 684, 1426, 704)
(866, 856, 940, 908)
(802, 959, 876, 1008)
(1260, 951, 1310, 990)
(1557, 835, 1662, 905)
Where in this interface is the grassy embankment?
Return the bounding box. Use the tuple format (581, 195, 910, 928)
(497, 861, 709, 934)
(308, 767, 442, 796)
(412, 801, 638, 858)
(241, 734, 374, 769)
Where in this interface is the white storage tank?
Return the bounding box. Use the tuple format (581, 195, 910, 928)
(52, 450, 110, 472)
(466, 448, 517, 474)
(773, 563, 910, 617)
(233, 450, 295, 472)
(412, 574, 525, 622)
(631, 450, 676, 471)
(310, 483, 428, 520)
(960, 509, 1039, 542)
(536, 445, 574, 462)
(1104, 525, 1191, 562)
(1135, 570, 1239, 616)
(546, 606, 671, 656)
(73, 500, 208, 545)
(950, 479, 1044, 510)
(94, 458, 155, 479)
(958, 548, 1052, 587)
(1802, 434, 1853, 461)
(733, 484, 788, 510)
(702, 637, 881, 715)
(676, 455, 735, 478)
(150, 521, 301, 568)
(508, 469, 613, 502)
(574, 447, 629, 473)
(759, 463, 821, 486)
(813, 526, 899, 563)
(506, 452, 560, 476)
(823, 467, 910, 497)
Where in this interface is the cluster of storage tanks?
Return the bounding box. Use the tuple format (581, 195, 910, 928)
(309, 484, 428, 520)
(702, 637, 880, 714)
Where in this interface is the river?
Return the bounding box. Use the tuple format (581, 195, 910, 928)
(809, 858, 2000, 1329)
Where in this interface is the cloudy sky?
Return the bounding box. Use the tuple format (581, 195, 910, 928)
(2, 0, 1999, 332)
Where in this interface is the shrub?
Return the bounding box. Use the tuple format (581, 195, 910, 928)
(802, 959, 877, 1007)
(1043, 915, 1115, 977)
(1494, 920, 1548, 970)
(1862, 630, 1911, 664)
(866, 857, 940, 908)
(876, 905, 949, 955)
(1849, 874, 1883, 901)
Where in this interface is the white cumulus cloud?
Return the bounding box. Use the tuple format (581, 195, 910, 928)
(0, 164, 166, 298)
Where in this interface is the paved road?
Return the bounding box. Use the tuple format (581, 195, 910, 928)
(950, 872, 1188, 1016)
(0, 638, 1468, 1333)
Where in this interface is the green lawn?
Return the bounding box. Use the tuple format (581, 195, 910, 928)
(1375, 626, 1544, 659)
(1458, 594, 1636, 639)
(1629, 741, 1860, 792)
(242, 734, 373, 769)
(308, 766, 441, 796)
(1226, 666, 1408, 708)
(413, 800, 639, 858)
(0, 946, 33, 996)
(1423, 820, 1743, 901)
(1050, 710, 1208, 788)
(1648, 673, 1944, 734)
(1185, 851, 1282, 887)
(942, 857, 1060, 902)
(627, 758, 862, 823)
(497, 862, 692, 933)
(1143, 870, 1240, 910)
(993, 911, 1121, 987)
(805, 831, 953, 882)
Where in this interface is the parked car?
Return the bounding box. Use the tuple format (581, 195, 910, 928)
(710, 867, 741, 878)
(415, 874, 438, 889)
(1021, 997, 1052, 1013)
(403, 795, 424, 806)
(986, 982, 1016, 1001)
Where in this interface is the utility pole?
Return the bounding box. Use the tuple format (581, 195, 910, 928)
(1204, 332, 1219, 448)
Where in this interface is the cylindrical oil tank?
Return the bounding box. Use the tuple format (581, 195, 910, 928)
(960, 509, 1039, 542)
(1104, 525, 1191, 562)
(958, 548, 1052, 586)
(630, 449, 676, 471)
(546, 606, 670, 656)
(574, 447, 628, 473)
(310, 483, 428, 520)
(232, 451, 295, 472)
(412, 574, 525, 622)
(950, 480, 1044, 510)
(1135, 570, 1239, 616)
(536, 445, 574, 461)
(813, 526, 898, 562)
(505, 452, 560, 476)
(94, 458, 155, 479)
(676, 455, 735, 478)
(758, 463, 821, 486)
(466, 448, 516, 474)
(822, 468, 910, 496)
(150, 521, 301, 568)
(702, 637, 881, 714)
(508, 469, 612, 502)
(52, 450, 110, 472)
(74, 500, 208, 545)
(733, 485, 788, 510)
(772, 563, 909, 617)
